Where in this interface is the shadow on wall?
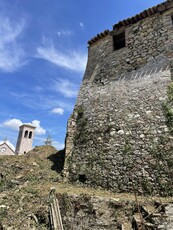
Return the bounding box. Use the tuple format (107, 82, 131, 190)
(47, 149, 65, 173)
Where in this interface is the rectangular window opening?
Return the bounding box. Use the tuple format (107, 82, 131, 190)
(113, 31, 126, 50)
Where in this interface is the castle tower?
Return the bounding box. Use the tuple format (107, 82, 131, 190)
(15, 124, 36, 155)
(64, 0, 173, 195)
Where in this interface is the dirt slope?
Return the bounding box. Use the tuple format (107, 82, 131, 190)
(0, 146, 64, 229)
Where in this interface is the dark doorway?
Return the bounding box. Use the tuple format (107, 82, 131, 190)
(78, 174, 87, 183)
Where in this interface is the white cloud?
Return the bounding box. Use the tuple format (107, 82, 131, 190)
(0, 16, 27, 72)
(30, 120, 46, 135)
(50, 107, 64, 115)
(36, 38, 87, 72)
(55, 101, 74, 112)
(56, 29, 73, 37)
(53, 79, 79, 98)
(3, 118, 22, 130)
(33, 86, 44, 92)
(79, 22, 84, 29)
(2, 118, 46, 136)
(10, 91, 74, 112)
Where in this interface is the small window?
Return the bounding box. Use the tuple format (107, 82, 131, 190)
(29, 131, 32, 139)
(113, 31, 126, 50)
(78, 174, 87, 183)
(24, 130, 28, 138)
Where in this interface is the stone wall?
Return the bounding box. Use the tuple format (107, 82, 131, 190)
(58, 193, 173, 230)
(58, 193, 134, 229)
(64, 3, 173, 194)
(83, 8, 173, 84)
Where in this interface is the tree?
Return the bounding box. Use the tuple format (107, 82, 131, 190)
(44, 135, 53, 146)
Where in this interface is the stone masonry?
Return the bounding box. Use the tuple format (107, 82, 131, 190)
(64, 0, 173, 195)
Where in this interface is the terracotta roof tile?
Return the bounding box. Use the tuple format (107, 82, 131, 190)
(113, 0, 170, 30)
(88, 30, 110, 45)
(88, 0, 172, 46)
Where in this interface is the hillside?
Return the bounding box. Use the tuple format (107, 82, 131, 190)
(0, 146, 65, 229)
(1, 146, 173, 230)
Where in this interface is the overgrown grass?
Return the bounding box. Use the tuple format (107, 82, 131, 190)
(1, 145, 173, 229)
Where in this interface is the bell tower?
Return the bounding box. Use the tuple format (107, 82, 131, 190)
(15, 124, 36, 155)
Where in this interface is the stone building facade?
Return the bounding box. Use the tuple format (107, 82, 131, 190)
(0, 141, 15, 156)
(64, 0, 173, 194)
(0, 124, 36, 156)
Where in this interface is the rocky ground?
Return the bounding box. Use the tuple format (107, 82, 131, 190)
(0, 146, 64, 229)
(0, 146, 173, 230)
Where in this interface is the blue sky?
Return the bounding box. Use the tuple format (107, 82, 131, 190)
(0, 0, 163, 150)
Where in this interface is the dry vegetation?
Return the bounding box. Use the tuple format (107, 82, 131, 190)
(0, 146, 60, 229)
(0, 146, 173, 229)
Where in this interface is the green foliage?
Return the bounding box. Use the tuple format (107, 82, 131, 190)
(162, 82, 173, 134)
(122, 141, 132, 155)
(162, 103, 173, 133)
(25, 173, 38, 182)
(0, 178, 15, 192)
(147, 136, 173, 196)
(58, 193, 72, 215)
(76, 105, 84, 120)
(0, 180, 5, 192)
(140, 177, 154, 195)
(23, 187, 39, 196)
(167, 82, 173, 102)
(0, 206, 8, 223)
(74, 105, 88, 145)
